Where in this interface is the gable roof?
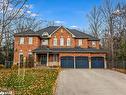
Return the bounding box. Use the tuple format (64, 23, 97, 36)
(14, 26, 99, 41)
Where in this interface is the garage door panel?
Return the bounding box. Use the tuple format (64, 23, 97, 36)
(75, 56, 89, 68)
(91, 57, 104, 68)
(61, 56, 74, 68)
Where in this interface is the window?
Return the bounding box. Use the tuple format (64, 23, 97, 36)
(19, 37, 24, 44)
(53, 36, 57, 46)
(42, 39, 48, 45)
(28, 53, 33, 59)
(92, 41, 96, 47)
(53, 54, 58, 62)
(42, 32, 49, 36)
(78, 39, 82, 46)
(67, 38, 71, 46)
(19, 53, 23, 64)
(60, 36, 64, 46)
(29, 37, 33, 44)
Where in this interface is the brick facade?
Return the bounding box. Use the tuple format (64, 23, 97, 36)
(13, 26, 106, 68)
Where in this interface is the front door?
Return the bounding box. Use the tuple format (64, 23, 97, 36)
(41, 54, 47, 65)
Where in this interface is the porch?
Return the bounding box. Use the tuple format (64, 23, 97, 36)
(34, 53, 60, 67)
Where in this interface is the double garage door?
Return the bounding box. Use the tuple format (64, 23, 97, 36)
(61, 56, 104, 68)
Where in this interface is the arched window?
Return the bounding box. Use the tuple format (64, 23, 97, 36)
(60, 36, 64, 46)
(42, 32, 49, 37)
(67, 38, 71, 46)
(53, 36, 57, 46)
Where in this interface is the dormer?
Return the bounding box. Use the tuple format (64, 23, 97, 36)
(42, 32, 49, 37)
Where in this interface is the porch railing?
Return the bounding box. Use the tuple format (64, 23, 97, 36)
(48, 62, 59, 66)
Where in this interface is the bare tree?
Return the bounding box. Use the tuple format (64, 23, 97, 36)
(87, 6, 102, 39)
(14, 17, 44, 33)
(0, 0, 28, 65)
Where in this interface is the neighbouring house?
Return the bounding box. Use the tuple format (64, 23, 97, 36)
(14, 26, 107, 68)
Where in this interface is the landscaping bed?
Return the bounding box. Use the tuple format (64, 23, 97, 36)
(0, 68, 59, 95)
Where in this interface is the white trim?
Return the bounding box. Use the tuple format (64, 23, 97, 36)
(104, 56, 107, 69)
(42, 32, 49, 36)
(74, 56, 76, 68)
(89, 57, 91, 69)
(49, 26, 76, 37)
(47, 53, 49, 66)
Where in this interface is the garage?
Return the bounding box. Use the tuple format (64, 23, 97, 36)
(91, 57, 104, 68)
(61, 56, 74, 68)
(75, 56, 89, 68)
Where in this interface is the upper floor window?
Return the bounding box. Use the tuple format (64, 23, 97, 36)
(29, 37, 33, 44)
(60, 36, 64, 46)
(92, 41, 96, 47)
(53, 36, 57, 46)
(67, 38, 71, 46)
(78, 39, 82, 46)
(19, 37, 24, 44)
(42, 39, 48, 45)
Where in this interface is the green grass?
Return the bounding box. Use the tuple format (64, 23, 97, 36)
(0, 68, 59, 95)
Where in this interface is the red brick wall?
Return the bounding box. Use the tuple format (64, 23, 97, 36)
(49, 27, 100, 48)
(88, 41, 100, 49)
(13, 27, 101, 64)
(75, 39, 88, 48)
(13, 36, 41, 64)
(49, 28, 76, 48)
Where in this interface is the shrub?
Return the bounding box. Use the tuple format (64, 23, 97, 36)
(11, 64, 18, 70)
(0, 64, 5, 69)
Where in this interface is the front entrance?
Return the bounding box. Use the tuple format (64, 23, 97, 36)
(41, 54, 47, 65)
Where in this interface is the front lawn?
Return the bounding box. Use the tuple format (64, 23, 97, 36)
(0, 68, 59, 95)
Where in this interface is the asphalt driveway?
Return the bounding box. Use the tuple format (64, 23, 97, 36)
(56, 69, 126, 95)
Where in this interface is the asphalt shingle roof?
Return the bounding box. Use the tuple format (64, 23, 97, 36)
(15, 26, 99, 40)
(33, 47, 107, 53)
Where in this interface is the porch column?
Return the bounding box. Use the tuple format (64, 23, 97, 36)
(104, 56, 107, 69)
(89, 56, 91, 69)
(47, 53, 49, 66)
(34, 53, 37, 66)
(74, 56, 76, 69)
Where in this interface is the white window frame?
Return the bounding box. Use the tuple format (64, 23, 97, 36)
(19, 37, 24, 44)
(53, 36, 57, 46)
(42, 32, 49, 36)
(42, 39, 48, 45)
(60, 36, 64, 46)
(67, 38, 71, 46)
(78, 39, 82, 46)
(28, 37, 33, 44)
(92, 41, 96, 47)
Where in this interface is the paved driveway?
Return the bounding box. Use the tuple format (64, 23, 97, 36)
(56, 69, 126, 95)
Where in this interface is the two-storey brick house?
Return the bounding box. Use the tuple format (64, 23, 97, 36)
(14, 26, 107, 68)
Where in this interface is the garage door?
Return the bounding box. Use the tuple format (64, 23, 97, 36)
(75, 56, 89, 68)
(61, 56, 74, 68)
(91, 57, 104, 68)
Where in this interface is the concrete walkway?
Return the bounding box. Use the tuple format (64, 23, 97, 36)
(56, 69, 126, 95)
